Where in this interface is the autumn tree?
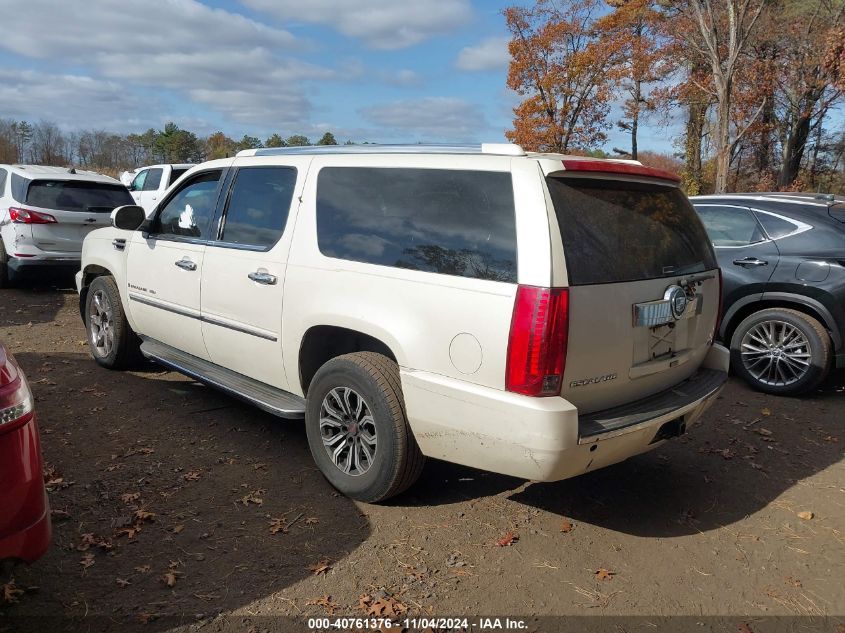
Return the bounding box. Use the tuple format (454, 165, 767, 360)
(677, 0, 767, 193)
(597, 0, 670, 159)
(265, 133, 286, 148)
(772, 0, 844, 188)
(504, 0, 621, 152)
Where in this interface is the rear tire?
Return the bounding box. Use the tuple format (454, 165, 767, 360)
(305, 352, 425, 503)
(730, 308, 831, 396)
(84, 276, 140, 369)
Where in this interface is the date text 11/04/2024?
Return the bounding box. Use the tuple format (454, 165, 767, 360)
(307, 617, 528, 630)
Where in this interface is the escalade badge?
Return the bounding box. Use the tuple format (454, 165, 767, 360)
(664, 285, 688, 319)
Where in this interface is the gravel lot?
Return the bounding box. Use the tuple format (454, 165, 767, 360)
(1, 284, 843, 632)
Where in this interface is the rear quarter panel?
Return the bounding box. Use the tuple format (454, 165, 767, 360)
(282, 154, 554, 397)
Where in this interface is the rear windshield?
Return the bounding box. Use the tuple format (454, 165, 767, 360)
(547, 177, 717, 285)
(169, 168, 189, 186)
(24, 180, 133, 212)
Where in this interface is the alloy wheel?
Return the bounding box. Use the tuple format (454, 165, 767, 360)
(88, 289, 115, 358)
(319, 387, 378, 476)
(740, 320, 811, 386)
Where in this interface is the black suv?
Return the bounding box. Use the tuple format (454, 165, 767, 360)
(691, 193, 845, 395)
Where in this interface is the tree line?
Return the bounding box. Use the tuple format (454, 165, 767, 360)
(504, 0, 845, 194)
(0, 119, 340, 176)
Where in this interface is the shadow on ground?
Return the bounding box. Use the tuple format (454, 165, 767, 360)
(1, 283, 76, 327)
(2, 352, 370, 632)
(404, 370, 845, 537)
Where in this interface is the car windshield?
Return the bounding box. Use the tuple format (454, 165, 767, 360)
(25, 180, 134, 212)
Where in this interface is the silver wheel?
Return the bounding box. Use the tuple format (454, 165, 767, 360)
(319, 387, 377, 477)
(740, 320, 811, 386)
(88, 289, 115, 358)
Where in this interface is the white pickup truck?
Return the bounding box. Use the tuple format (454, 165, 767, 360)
(128, 164, 195, 216)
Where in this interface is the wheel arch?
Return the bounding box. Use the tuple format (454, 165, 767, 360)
(78, 264, 113, 319)
(298, 325, 400, 396)
(723, 292, 841, 350)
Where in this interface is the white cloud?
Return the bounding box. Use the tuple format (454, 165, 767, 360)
(242, 0, 472, 49)
(381, 69, 424, 87)
(0, 70, 153, 130)
(0, 0, 327, 127)
(455, 36, 510, 72)
(360, 97, 488, 141)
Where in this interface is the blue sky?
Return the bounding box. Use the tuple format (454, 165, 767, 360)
(0, 0, 678, 152)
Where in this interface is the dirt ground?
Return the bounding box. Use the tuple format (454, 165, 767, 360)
(0, 283, 843, 632)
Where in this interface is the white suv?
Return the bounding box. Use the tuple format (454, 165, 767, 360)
(127, 163, 195, 216)
(0, 165, 133, 287)
(76, 144, 729, 502)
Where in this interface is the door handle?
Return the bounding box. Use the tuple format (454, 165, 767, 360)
(733, 257, 768, 268)
(175, 259, 197, 271)
(248, 271, 277, 285)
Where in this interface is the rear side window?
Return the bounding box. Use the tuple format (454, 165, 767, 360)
(755, 210, 800, 239)
(169, 168, 189, 186)
(0, 169, 7, 195)
(316, 167, 517, 283)
(695, 205, 766, 246)
(220, 167, 297, 248)
(143, 168, 163, 191)
(24, 180, 134, 212)
(547, 177, 716, 285)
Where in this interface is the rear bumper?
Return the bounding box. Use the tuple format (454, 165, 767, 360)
(403, 344, 729, 482)
(8, 255, 80, 275)
(0, 416, 52, 564)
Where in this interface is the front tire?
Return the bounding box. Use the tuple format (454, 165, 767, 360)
(730, 308, 831, 396)
(305, 352, 425, 503)
(84, 276, 140, 369)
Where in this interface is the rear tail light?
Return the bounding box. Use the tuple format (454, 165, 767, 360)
(506, 286, 570, 396)
(0, 347, 34, 432)
(9, 207, 57, 224)
(714, 269, 724, 341)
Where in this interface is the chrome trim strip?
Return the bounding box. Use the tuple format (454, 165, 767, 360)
(129, 293, 278, 342)
(129, 293, 199, 319)
(202, 314, 278, 342)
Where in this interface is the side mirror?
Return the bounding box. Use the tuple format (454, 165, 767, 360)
(111, 205, 146, 231)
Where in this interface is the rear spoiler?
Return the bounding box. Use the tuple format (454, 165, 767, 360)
(560, 159, 682, 184)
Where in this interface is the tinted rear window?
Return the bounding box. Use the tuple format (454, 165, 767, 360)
(317, 167, 517, 283)
(169, 168, 189, 186)
(547, 177, 716, 285)
(24, 180, 133, 212)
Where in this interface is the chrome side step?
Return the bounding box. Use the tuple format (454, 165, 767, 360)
(139, 338, 306, 419)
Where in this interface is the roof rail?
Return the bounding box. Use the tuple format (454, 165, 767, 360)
(237, 143, 526, 158)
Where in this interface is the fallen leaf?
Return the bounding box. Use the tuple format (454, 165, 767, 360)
(240, 489, 266, 506)
(116, 526, 141, 539)
(134, 565, 152, 573)
(797, 511, 814, 520)
(495, 531, 518, 547)
(133, 509, 156, 523)
(785, 576, 802, 588)
(121, 492, 141, 504)
(51, 509, 71, 521)
(364, 596, 408, 618)
(761, 408, 771, 416)
(738, 623, 754, 633)
(560, 521, 574, 533)
(183, 470, 201, 482)
(305, 517, 319, 526)
(306, 595, 339, 615)
(161, 571, 179, 588)
(116, 578, 131, 587)
(308, 560, 332, 575)
(595, 568, 615, 581)
(170, 524, 185, 535)
(80, 553, 95, 570)
(138, 448, 155, 455)
(756, 428, 773, 436)
(269, 517, 288, 534)
(2, 580, 25, 605)
(718, 448, 735, 460)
